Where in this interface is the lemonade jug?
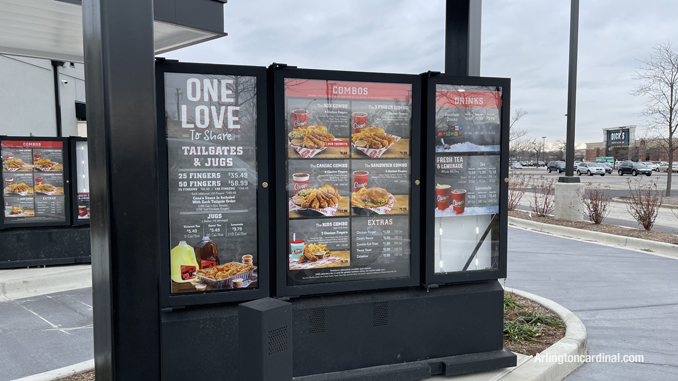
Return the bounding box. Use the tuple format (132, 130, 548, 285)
(171, 241, 198, 283)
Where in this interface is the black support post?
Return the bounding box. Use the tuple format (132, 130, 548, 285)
(51, 60, 64, 137)
(445, 0, 482, 76)
(562, 0, 581, 182)
(82, 0, 161, 380)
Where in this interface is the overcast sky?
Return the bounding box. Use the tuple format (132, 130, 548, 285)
(165, 0, 678, 145)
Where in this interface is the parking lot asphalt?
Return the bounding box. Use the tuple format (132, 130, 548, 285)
(506, 227, 678, 381)
(512, 168, 677, 196)
(0, 288, 93, 381)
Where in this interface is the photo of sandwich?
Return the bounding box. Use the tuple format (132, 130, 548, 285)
(10, 206, 24, 215)
(34, 183, 56, 194)
(351, 187, 398, 215)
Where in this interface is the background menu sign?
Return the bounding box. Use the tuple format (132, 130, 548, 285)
(75, 141, 90, 220)
(432, 84, 503, 275)
(1, 140, 67, 225)
(165, 72, 259, 294)
(284, 78, 412, 285)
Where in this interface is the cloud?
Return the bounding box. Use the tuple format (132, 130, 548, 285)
(166, 0, 678, 144)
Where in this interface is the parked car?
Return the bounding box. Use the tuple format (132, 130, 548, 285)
(657, 162, 678, 173)
(577, 162, 606, 176)
(511, 162, 523, 169)
(546, 161, 566, 173)
(537, 161, 546, 167)
(642, 162, 659, 172)
(599, 163, 613, 174)
(618, 162, 652, 176)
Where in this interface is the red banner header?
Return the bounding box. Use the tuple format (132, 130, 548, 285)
(436, 91, 501, 108)
(1, 140, 63, 149)
(285, 79, 412, 101)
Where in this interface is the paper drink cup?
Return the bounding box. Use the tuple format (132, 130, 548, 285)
(352, 171, 369, 193)
(452, 189, 466, 214)
(436, 184, 451, 210)
(292, 110, 308, 129)
(290, 240, 305, 260)
(352, 112, 367, 133)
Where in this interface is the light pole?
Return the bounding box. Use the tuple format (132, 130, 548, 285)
(542, 136, 546, 164)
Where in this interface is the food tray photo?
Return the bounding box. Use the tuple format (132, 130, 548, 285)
(196, 264, 257, 289)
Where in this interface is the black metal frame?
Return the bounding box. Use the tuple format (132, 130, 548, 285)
(69, 137, 90, 226)
(0, 135, 72, 229)
(271, 67, 422, 297)
(155, 60, 271, 307)
(422, 74, 510, 285)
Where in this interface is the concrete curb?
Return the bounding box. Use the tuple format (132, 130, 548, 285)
(500, 288, 587, 381)
(508, 216, 678, 259)
(12, 360, 94, 381)
(0, 265, 92, 302)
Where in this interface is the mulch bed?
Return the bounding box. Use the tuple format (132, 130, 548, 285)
(58, 370, 94, 381)
(509, 210, 678, 245)
(504, 293, 566, 356)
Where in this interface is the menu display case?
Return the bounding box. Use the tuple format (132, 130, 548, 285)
(156, 61, 270, 307)
(1, 137, 71, 228)
(423, 75, 510, 285)
(273, 67, 421, 297)
(70, 138, 90, 226)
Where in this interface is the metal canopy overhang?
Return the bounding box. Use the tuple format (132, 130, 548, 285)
(0, 0, 227, 62)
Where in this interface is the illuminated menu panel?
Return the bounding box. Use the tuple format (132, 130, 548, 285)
(284, 78, 412, 286)
(165, 72, 259, 294)
(2, 139, 67, 226)
(433, 84, 502, 274)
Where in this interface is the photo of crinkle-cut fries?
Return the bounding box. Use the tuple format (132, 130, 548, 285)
(297, 125, 335, 149)
(352, 127, 398, 149)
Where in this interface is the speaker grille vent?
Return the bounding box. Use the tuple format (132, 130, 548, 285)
(309, 308, 326, 334)
(267, 326, 288, 355)
(373, 302, 389, 326)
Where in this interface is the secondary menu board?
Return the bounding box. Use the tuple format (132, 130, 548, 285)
(433, 84, 502, 274)
(284, 78, 412, 285)
(165, 72, 259, 295)
(1, 139, 67, 226)
(74, 141, 90, 221)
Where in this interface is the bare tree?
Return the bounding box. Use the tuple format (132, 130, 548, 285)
(554, 139, 566, 161)
(509, 108, 528, 143)
(633, 42, 678, 196)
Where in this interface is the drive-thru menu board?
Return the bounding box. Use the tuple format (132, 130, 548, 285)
(284, 78, 412, 285)
(164, 72, 259, 294)
(1, 139, 68, 226)
(433, 85, 502, 274)
(74, 140, 90, 221)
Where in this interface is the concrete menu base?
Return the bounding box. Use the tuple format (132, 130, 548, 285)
(554, 182, 585, 222)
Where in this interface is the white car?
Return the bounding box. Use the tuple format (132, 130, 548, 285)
(577, 162, 606, 176)
(642, 162, 659, 171)
(511, 162, 523, 169)
(658, 163, 678, 173)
